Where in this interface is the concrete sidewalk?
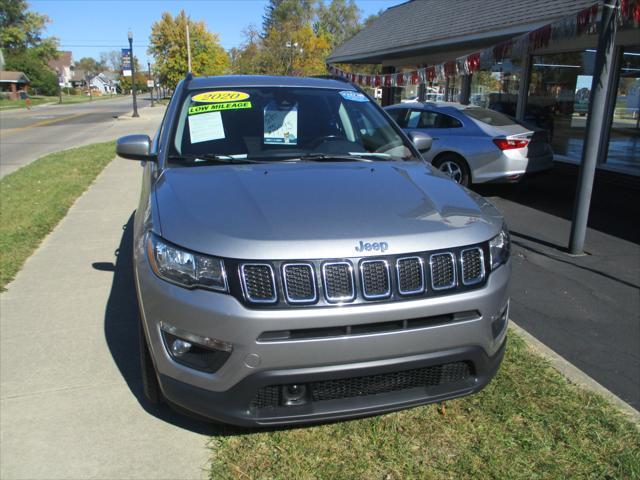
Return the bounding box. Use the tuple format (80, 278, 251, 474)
(0, 106, 212, 479)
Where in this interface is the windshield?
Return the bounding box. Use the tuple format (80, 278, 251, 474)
(170, 87, 417, 163)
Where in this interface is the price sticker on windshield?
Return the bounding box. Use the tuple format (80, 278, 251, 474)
(192, 90, 250, 103)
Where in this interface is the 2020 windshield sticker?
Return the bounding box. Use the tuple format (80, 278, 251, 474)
(192, 90, 250, 103)
(188, 101, 252, 115)
(339, 91, 369, 102)
(264, 101, 298, 145)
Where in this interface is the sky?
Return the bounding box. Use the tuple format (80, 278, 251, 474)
(29, 0, 400, 66)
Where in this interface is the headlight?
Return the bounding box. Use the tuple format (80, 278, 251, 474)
(147, 233, 227, 291)
(489, 224, 511, 270)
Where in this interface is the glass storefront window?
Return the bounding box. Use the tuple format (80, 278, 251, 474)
(606, 46, 640, 173)
(527, 50, 595, 159)
(470, 58, 522, 114)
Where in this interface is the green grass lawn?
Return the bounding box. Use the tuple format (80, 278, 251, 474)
(0, 94, 122, 110)
(210, 333, 640, 479)
(0, 141, 115, 289)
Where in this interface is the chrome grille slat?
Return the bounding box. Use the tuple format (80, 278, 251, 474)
(322, 262, 355, 303)
(240, 264, 277, 303)
(282, 263, 317, 303)
(430, 253, 456, 290)
(461, 248, 485, 286)
(396, 256, 425, 295)
(360, 259, 391, 299)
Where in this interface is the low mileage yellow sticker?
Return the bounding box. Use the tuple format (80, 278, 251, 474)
(192, 90, 250, 103)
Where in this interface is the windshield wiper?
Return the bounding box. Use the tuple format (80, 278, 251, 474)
(292, 152, 391, 162)
(167, 153, 260, 164)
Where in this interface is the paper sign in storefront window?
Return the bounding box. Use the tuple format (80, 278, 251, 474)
(264, 101, 298, 145)
(188, 111, 225, 144)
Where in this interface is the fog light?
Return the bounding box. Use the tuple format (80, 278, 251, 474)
(171, 338, 192, 357)
(282, 384, 308, 406)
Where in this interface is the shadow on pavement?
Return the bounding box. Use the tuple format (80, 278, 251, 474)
(473, 163, 640, 245)
(99, 213, 241, 436)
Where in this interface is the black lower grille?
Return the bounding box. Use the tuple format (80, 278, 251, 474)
(461, 248, 484, 285)
(241, 264, 276, 302)
(251, 361, 472, 409)
(430, 253, 456, 290)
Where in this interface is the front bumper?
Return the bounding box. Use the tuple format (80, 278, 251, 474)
(135, 248, 511, 426)
(159, 340, 506, 427)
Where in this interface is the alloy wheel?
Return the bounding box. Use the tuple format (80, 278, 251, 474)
(439, 161, 463, 184)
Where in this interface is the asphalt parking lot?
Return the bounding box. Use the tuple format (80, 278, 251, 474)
(475, 164, 640, 410)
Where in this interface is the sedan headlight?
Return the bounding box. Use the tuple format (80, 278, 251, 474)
(489, 224, 511, 270)
(147, 233, 227, 291)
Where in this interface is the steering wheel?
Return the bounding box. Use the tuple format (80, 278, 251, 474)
(310, 135, 343, 149)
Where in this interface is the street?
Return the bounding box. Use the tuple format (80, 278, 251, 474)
(0, 95, 152, 178)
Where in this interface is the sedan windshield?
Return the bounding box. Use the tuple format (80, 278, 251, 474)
(170, 87, 417, 164)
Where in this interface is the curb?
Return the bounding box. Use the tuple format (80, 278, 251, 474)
(510, 320, 640, 426)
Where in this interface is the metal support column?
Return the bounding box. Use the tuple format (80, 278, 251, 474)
(515, 54, 532, 121)
(460, 74, 472, 105)
(381, 66, 395, 107)
(569, 0, 619, 254)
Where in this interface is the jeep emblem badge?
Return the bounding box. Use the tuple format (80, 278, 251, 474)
(355, 240, 389, 253)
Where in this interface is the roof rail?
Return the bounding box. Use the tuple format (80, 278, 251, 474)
(312, 74, 351, 83)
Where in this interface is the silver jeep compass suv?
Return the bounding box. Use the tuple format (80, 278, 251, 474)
(116, 75, 511, 427)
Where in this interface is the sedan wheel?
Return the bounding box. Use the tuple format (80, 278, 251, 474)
(433, 155, 470, 186)
(440, 161, 463, 183)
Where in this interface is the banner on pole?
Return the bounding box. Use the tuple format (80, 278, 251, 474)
(122, 48, 132, 77)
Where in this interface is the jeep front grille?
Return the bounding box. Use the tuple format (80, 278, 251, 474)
(360, 260, 391, 299)
(282, 263, 316, 303)
(461, 248, 484, 285)
(235, 244, 487, 307)
(322, 262, 355, 302)
(430, 253, 456, 290)
(396, 256, 425, 295)
(240, 264, 277, 303)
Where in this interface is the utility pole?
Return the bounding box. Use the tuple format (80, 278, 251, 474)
(148, 61, 154, 107)
(128, 30, 139, 117)
(186, 21, 192, 73)
(568, 0, 619, 254)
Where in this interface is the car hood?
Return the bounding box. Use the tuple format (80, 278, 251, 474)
(154, 161, 503, 260)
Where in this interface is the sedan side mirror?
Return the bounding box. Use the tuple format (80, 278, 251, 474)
(116, 135, 155, 161)
(408, 131, 433, 152)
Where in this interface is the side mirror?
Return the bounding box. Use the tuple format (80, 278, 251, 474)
(408, 131, 433, 152)
(116, 135, 155, 161)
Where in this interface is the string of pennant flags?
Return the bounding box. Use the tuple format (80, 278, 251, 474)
(327, 0, 640, 88)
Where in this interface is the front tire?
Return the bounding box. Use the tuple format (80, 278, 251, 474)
(139, 320, 163, 404)
(433, 154, 471, 186)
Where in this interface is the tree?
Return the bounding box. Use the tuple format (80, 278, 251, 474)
(5, 49, 58, 95)
(261, 22, 330, 76)
(230, 25, 263, 75)
(315, 0, 360, 47)
(0, 0, 56, 56)
(262, 0, 316, 34)
(100, 50, 122, 72)
(148, 10, 230, 89)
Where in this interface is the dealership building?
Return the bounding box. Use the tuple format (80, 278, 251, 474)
(328, 0, 640, 176)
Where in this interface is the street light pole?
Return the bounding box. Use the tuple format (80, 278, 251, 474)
(128, 30, 139, 118)
(148, 61, 154, 107)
